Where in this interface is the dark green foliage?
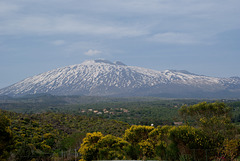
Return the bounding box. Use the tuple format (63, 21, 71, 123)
(1, 95, 240, 126)
(177, 102, 240, 160)
(0, 111, 15, 160)
(124, 144, 140, 160)
(78, 102, 240, 160)
(0, 95, 210, 125)
(1, 96, 240, 160)
(165, 143, 179, 160)
(15, 143, 34, 161)
(0, 109, 129, 160)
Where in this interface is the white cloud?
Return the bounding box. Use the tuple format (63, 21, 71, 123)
(0, 0, 239, 41)
(0, 2, 19, 15)
(84, 49, 102, 56)
(51, 40, 65, 46)
(0, 0, 239, 44)
(149, 32, 199, 45)
(0, 14, 147, 37)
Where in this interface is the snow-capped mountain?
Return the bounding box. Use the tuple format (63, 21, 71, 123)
(1, 60, 240, 98)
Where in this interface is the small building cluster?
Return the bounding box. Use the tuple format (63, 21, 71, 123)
(80, 107, 129, 115)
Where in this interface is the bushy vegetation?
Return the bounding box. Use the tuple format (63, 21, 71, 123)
(0, 95, 214, 125)
(79, 102, 240, 161)
(1, 96, 240, 160)
(0, 110, 129, 160)
(0, 112, 15, 160)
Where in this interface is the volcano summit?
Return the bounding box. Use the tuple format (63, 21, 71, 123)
(1, 60, 240, 98)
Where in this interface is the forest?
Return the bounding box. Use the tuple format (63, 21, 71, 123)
(1, 95, 240, 160)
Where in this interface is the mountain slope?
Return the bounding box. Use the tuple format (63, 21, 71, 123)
(0, 60, 240, 98)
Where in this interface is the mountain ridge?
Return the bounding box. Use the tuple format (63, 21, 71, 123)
(0, 60, 240, 98)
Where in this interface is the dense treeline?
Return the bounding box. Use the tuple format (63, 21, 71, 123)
(79, 102, 240, 161)
(0, 95, 221, 125)
(2, 95, 240, 126)
(1, 96, 240, 160)
(0, 110, 129, 160)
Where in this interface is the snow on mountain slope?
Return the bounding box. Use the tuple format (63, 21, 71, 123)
(0, 60, 240, 98)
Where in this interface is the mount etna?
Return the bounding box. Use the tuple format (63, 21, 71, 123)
(1, 60, 240, 98)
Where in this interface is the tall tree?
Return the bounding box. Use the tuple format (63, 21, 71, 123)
(179, 102, 236, 140)
(178, 102, 239, 160)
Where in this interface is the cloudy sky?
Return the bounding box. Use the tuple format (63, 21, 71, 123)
(0, 0, 240, 88)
